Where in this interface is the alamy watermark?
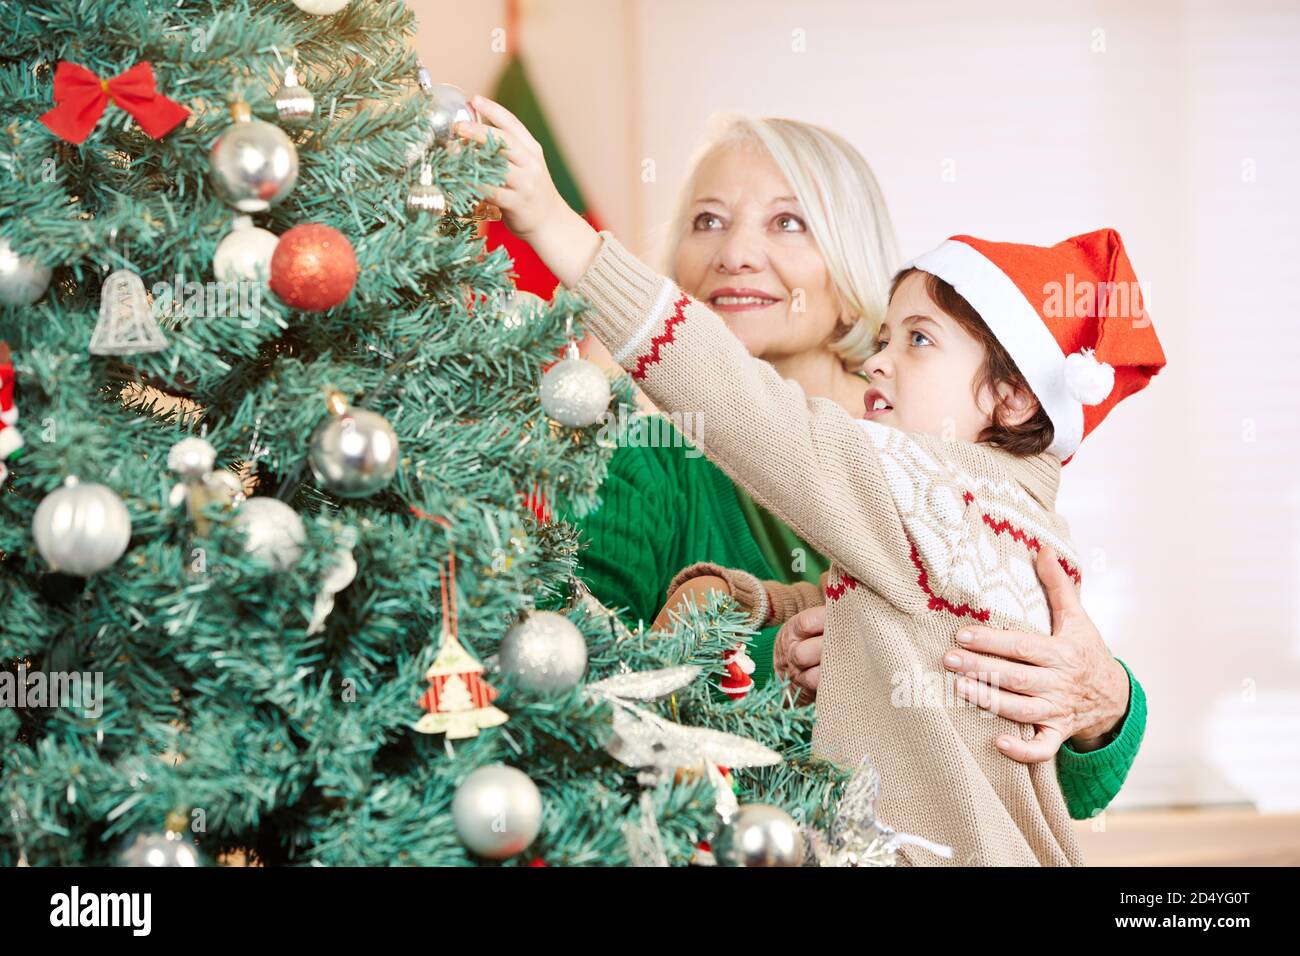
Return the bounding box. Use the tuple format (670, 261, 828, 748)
(1042, 275, 1153, 326)
(151, 275, 266, 328)
(0, 665, 103, 719)
(594, 406, 705, 458)
(891, 666, 1001, 715)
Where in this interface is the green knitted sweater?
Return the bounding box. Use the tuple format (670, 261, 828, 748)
(568, 429, 1147, 820)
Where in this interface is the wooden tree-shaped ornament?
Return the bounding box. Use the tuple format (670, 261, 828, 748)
(414, 555, 508, 739)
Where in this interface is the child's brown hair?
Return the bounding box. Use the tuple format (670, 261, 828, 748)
(888, 269, 1055, 456)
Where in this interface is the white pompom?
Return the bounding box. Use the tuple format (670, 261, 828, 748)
(1064, 348, 1115, 405)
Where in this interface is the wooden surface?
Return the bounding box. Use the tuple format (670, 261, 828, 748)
(1073, 808, 1300, 866)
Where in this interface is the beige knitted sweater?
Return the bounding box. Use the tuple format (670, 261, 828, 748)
(575, 232, 1086, 867)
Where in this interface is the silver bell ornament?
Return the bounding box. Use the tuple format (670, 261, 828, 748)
(0, 237, 52, 306)
(115, 830, 201, 867)
(539, 342, 611, 427)
(88, 269, 168, 356)
(272, 65, 315, 127)
(714, 803, 806, 867)
(209, 101, 299, 213)
(291, 0, 349, 14)
(234, 496, 305, 572)
(406, 163, 447, 217)
(452, 765, 543, 860)
(308, 391, 400, 498)
(213, 216, 279, 283)
(499, 610, 588, 694)
(32, 477, 132, 576)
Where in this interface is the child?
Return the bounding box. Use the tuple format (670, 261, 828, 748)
(457, 100, 1166, 865)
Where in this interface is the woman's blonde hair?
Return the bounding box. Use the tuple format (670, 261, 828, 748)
(664, 116, 899, 367)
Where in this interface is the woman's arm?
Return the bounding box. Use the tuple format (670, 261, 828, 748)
(1055, 660, 1147, 819)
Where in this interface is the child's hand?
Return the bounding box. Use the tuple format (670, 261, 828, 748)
(453, 96, 564, 242)
(651, 574, 731, 633)
(453, 96, 601, 289)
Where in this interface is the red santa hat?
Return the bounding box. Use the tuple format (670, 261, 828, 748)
(905, 228, 1166, 464)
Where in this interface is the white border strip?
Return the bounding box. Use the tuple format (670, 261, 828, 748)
(613, 278, 679, 365)
(905, 240, 1083, 460)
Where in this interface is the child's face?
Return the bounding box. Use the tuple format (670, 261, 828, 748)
(864, 271, 1006, 442)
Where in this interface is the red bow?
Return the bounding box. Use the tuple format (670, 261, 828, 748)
(39, 61, 190, 145)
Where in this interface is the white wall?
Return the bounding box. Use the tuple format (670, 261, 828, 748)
(412, 0, 1300, 812)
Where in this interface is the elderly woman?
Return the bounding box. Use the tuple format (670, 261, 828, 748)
(460, 106, 1145, 819)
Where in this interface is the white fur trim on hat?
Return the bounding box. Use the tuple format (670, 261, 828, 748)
(0, 425, 22, 459)
(1064, 348, 1114, 405)
(904, 239, 1084, 460)
(0, 406, 16, 426)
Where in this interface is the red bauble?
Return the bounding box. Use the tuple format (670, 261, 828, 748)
(269, 223, 358, 312)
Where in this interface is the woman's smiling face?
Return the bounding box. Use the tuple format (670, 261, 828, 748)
(671, 142, 847, 363)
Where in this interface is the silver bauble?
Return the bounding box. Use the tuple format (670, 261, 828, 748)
(406, 164, 446, 216)
(499, 611, 588, 694)
(423, 82, 476, 148)
(0, 237, 52, 306)
(115, 830, 201, 867)
(213, 216, 279, 282)
(406, 75, 478, 165)
(209, 103, 299, 213)
(291, 0, 349, 13)
(32, 477, 132, 576)
(234, 496, 305, 571)
(539, 349, 611, 427)
(308, 395, 399, 498)
(452, 765, 542, 860)
(714, 804, 806, 867)
(273, 65, 315, 127)
(167, 437, 216, 478)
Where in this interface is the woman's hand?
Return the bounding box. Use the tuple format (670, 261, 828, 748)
(772, 605, 824, 707)
(453, 96, 601, 288)
(941, 546, 1132, 763)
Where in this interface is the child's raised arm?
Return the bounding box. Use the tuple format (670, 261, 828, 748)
(457, 98, 933, 606)
(569, 231, 926, 604)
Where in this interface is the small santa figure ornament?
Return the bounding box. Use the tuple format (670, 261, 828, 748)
(719, 642, 756, 701)
(0, 342, 23, 488)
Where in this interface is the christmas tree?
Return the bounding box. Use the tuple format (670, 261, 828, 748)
(0, 0, 855, 867)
